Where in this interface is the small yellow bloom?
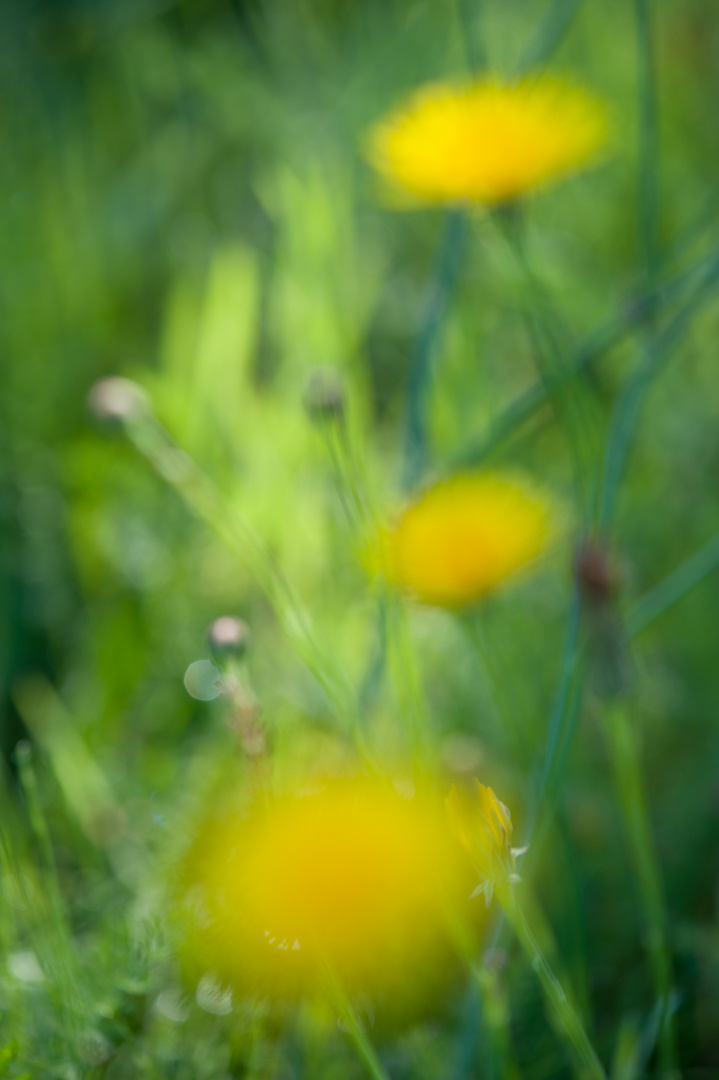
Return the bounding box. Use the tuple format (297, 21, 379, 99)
(175, 779, 478, 1003)
(367, 76, 608, 206)
(373, 472, 551, 608)
(446, 781, 524, 904)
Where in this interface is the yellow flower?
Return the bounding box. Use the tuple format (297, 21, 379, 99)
(373, 472, 551, 608)
(175, 779, 479, 1004)
(367, 76, 608, 206)
(446, 781, 525, 905)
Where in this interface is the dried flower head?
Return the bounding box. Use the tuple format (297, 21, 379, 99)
(372, 472, 552, 608)
(446, 781, 526, 906)
(367, 76, 608, 207)
(175, 779, 476, 1002)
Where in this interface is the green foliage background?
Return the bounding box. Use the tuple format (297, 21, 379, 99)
(1, 0, 719, 1076)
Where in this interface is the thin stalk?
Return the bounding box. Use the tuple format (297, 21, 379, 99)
(635, 0, 660, 288)
(626, 529, 719, 639)
(403, 209, 468, 490)
(123, 408, 376, 768)
(517, 0, 584, 73)
(455, 0, 485, 72)
(459, 610, 525, 762)
(500, 886, 607, 1080)
(451, 976, 484, 1080)
(446, 244, 719, 473)
(526, 658, 586, 872)
(447, 911, 519, 1080)
(321, 415, 375, 537)
(358, 596, 388, 714)
(499, 209, 600, 520)
(323, 964, 391, 1080)
(468, 961, 516, 1080)
(15, 742, 86, 1038)
(604, 701, 678, 1077)
(598, 254, 719, 530)
(405, 0, 586, 494)
(529, 586, 582, 833)
(385, 596, 431, 772)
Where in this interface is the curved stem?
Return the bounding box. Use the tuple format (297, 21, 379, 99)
(500, 887, 607, 1080)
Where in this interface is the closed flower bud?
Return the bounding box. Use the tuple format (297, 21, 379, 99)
(207, 616, 251, 663)
(303, 367, 345, 424)
(446, 781, 526, 906)
(576, 540, 616, 603)
(87, 377, 149, 426)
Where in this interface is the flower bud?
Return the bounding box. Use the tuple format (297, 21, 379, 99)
(207, 616, 251, 663)
(575, 540, 616, 603)
(87, 377, 149, 426)
(303, 366, 345, 424)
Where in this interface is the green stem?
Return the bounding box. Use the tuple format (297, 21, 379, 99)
(323, 965, 391, 1080)
(385, 596, 431, 772)
(124, 408, 376, 768)
(517, 0, 584, 72)
(604, 701, 678, 1077)
(598, 256, 719, 530)
(15, 742, 86, 1036)
(455, 0, 485, 72)
(446, 245, 719, 474)
(403, 209, 468, 490)
(500, 887, 607, 1080)
(500, 209, 599, 520)
(635, 0, 660, 288)
(447, 912, 518, 1080)
(459, 610, 525, 762)
(531, 587, 582, 823)
(470, 961, 516, 1080)
(626, 529, 719, 639)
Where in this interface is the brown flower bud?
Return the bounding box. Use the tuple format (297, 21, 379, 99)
(575, 540, 616, 603)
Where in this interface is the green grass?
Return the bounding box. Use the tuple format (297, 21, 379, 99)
(2, 0, 719, 1076)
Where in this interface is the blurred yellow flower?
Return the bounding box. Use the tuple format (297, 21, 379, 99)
(446, 781, 524, 905)
(176, 779, 478, 1003)
(367, 76, 608, 206)
(373, 472, 551, 608)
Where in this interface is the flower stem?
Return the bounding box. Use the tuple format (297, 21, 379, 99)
(445, 243, 719, 474)
(500, 887, 607, 1080)
(458, 609, 524, 758)
(385, 596, 431, 772)
(625, 528, 719, 640)
(323, 965, 391, 1080)
(447, 912, 519, 1080)
(403, 209, 468, 490)
(635, 0, 660, 289)
(499, 207, 600, 522)
(123, 406, 376, 769)
(604, 700, 679, 1077)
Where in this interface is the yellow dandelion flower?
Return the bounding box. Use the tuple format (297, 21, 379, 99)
(373, 472, 552, 608)
(175, 778, 480, 1005)
(367, 76, 608, 206)
(446, 781, 525, 905)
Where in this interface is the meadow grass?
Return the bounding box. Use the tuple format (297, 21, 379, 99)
(1, 0, 719, 1077)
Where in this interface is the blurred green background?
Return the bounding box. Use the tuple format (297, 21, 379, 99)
(2, 0, 719, 1076)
